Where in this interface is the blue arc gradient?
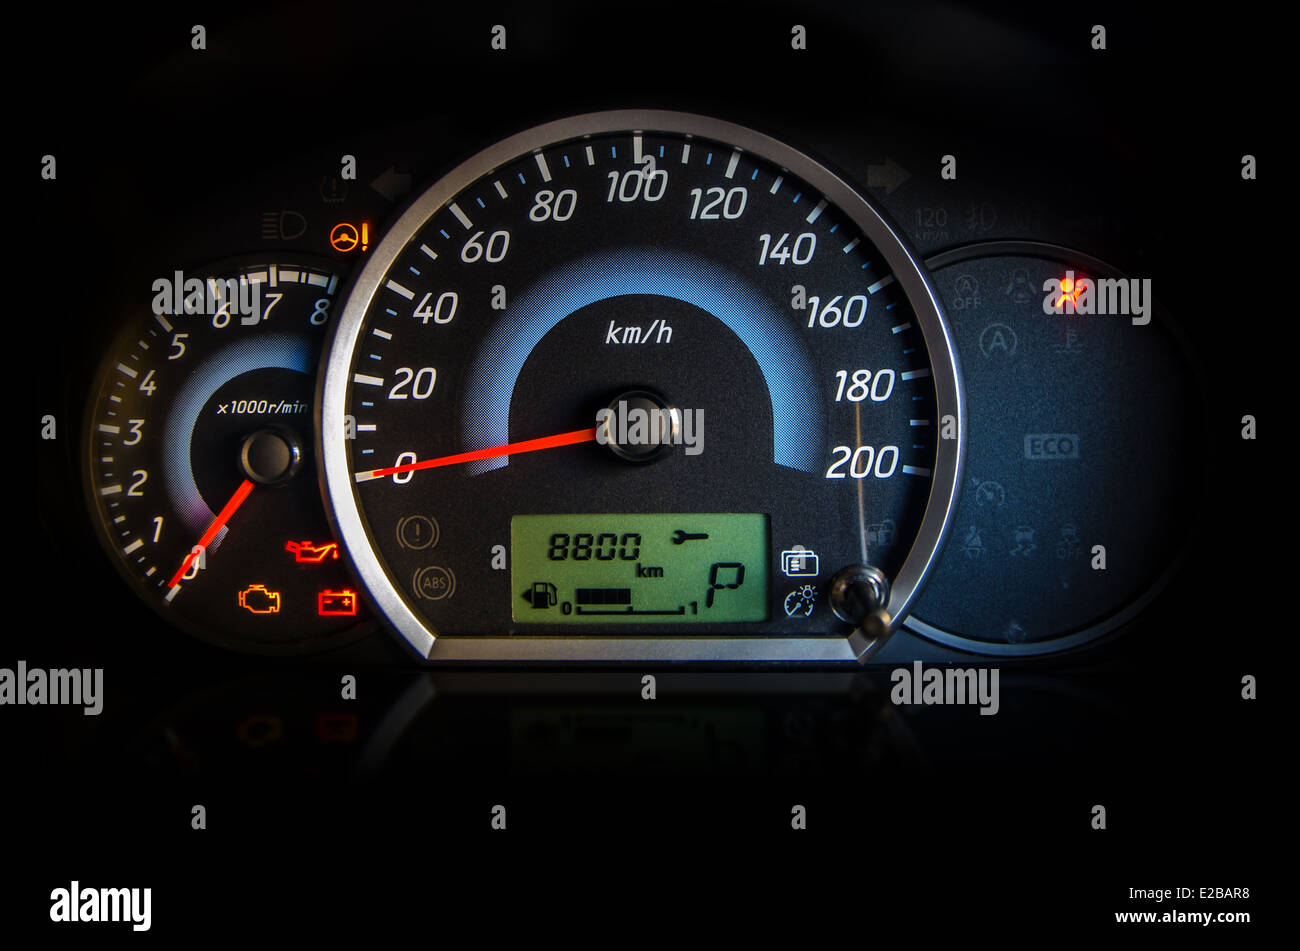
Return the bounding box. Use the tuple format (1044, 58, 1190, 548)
(163, 334, 311, 545)
(461, 248, 821, 472)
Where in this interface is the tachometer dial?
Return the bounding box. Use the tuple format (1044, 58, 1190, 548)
(84, 257, 369, 653)
(321, 111, 963, 662)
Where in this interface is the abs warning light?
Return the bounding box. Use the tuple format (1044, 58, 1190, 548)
(318, 589, 358, 616)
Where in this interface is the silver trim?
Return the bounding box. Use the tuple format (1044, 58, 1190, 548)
(319, 110, 964, 663)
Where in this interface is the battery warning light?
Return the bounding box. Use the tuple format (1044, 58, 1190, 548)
(318, 589, 358, 616)
(329, 221, 369, 253)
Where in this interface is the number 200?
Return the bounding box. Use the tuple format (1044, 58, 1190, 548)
(825, 445, 899, 479)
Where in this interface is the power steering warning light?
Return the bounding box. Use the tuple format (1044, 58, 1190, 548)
(330, 221, 369, 253)
(238, 584, 282, 614)
(318, 589, 358, 616)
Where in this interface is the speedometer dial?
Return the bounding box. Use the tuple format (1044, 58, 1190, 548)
(321, 111, 963, 662)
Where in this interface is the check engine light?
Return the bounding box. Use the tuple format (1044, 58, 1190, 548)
(238, 584, 282, 614)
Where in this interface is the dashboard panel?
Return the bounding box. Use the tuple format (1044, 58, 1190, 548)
(17, 0, 1279, 937)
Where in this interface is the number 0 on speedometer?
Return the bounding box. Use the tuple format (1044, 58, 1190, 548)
(320, 111, 963, 662)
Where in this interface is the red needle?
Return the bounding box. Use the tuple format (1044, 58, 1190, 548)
(167, 478, 256, 589)
(361, 427, 598, 480)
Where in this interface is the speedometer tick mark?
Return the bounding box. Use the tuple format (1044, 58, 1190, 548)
(449, 203, 473, 229)
(725, 151, 740, 178)
(420, 244, 438, 260)
(385, 280, 415, 300)
(535, 152, 552, 182)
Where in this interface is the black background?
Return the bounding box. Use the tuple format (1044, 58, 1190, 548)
(14, 0, 1280, 938)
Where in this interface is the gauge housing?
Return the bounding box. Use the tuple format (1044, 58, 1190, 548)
(319, 111, 965, 662)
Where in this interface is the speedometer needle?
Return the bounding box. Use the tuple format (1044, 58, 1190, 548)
(355, 427, 598, 482)
(166, 479, 256, 589)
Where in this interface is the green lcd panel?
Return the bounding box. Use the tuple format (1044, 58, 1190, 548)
(512, 514, 769, 623)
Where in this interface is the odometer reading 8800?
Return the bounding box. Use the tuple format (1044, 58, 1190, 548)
(513, 514, 768, 623)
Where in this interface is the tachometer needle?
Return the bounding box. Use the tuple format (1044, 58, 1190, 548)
(166, 478, 256, 589)
(355, 427, 598, 482)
